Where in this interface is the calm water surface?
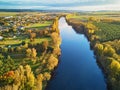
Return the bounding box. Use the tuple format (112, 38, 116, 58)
(46, 17, 106, 90)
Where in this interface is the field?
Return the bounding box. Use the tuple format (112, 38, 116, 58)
(0, 12, 18, 16)
(68, 12, 120, 21)
(0, 37, 51, 47)
(94, 21, 120, 42)
(67, 12, 120, 42)
(26, 21, 53, 29)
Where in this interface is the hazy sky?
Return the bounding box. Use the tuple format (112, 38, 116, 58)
(0, 0, 120, 11)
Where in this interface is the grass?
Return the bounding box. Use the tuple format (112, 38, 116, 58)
(0, 39, 21, 46)
(26, 21, 53, 29)
(29, 37, 51, 44)
(68, 13, 120, 21)
(67, 15, 88, 21)
(0, 37, 51, 47)
(0, 12, 18, 16)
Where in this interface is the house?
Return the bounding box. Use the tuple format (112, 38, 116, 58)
(5, 16, 13, 19)
(18, 26, 25, 30)
(0, 36, 3, 40)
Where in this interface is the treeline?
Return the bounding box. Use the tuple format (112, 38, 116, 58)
(0, 17, 61, 90)
(66, 14, 120, 90)
(95, 43, 120, 90)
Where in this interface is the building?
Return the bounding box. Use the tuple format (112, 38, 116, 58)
(0, 36, 3, 40)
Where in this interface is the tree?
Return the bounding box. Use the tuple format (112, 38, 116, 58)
(53, 47, 61, 56)
(42, 40, 48, 52)
(85, 22, 97, 35)
(12, 25, 17, 32)
(21, 41, 26, 45)
(30, 33, 36, 41)
(39, 31, 43, 37)
(31, 48, 37, 58)
(43, 72, 51, 81)
(89, 17, 97, 22)
(103, 45, 115, 57)
(52, 17, 59, 33)
(109, 60, 120, 77)
(51, 32, 59, 46)
(11, 65, 36, 90)
(86, 22, 96, 30)
(43, 30, 48, 35)
(2, 47, 8, 53)
(27, 30, 32, 34)
(25, 65, 35, 89)
(0, 56, 15, 75)
(47, 55, 58, 70)
(15, 47, 21, 53)
(36, 74, 43, 90)
(26, 48, 37, 59)
(94, 43, 104, 56)
(26, 48, 31, 58)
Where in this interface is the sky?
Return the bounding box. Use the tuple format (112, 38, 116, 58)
(0, 0, 120, 11)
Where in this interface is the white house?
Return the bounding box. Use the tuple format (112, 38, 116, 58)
(0, 36, 3, 40)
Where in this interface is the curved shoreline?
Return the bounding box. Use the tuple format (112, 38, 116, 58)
(46, 17, 106, 90)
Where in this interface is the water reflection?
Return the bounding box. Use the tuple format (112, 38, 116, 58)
(46, 17, 106, 90)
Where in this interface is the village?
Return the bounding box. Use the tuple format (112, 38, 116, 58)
(0, 13, 58, 48)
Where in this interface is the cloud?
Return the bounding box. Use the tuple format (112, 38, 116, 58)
(0, 0, 120, 11)
(64, 4, 120, 11)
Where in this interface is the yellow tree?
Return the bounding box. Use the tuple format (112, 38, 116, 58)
(103, 45, 115, 57)
(43, 72, 51, 81)
(25, 65, 35, 89)
(42, 40, 48, 52)
(31, 48, 37, 58)
(36, 74, 43, 90)
(94, 43, 104, 56)
(47, 55, 58, 70)
(30, 33, 36, 41)
(26, 48, 31, 58)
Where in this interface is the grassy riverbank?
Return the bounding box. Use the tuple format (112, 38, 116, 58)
(66, 12, 120, 90)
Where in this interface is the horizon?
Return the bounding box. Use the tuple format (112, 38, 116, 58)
(0, 0, 120, 11)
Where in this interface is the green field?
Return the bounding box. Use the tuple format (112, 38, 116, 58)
(0, 37, 51, 47)
(67, 13, 120, 42)
(67, 12, 120, 21)
(26, 21, 53, 29)
(93, 21, 120, 42)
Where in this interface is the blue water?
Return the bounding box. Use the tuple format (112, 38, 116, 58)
(46, 17, 106, 90)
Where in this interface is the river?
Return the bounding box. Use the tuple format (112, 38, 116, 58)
(46, 17, 106, 90)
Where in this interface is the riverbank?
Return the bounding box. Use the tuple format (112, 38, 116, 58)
(66, 14, 120, 90)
